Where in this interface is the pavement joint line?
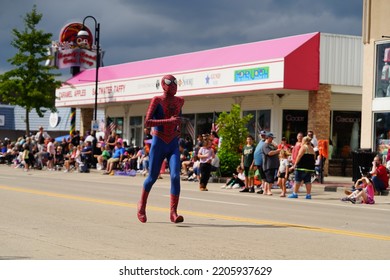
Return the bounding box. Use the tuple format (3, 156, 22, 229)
(1, 184, 390, 241)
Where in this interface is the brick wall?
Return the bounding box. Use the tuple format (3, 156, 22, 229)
(308, 84, 331, 141)
(308, 84, 331, 175)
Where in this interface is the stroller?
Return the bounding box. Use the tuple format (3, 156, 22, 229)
(79, 153, 91, 173)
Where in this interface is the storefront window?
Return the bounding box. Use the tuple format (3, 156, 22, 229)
(243, 110, 271, 141)
(244, 110, 256, 137)
(331, 111, 361, 158)
(375, 41, 390, 98)
(196, 113, 214, 136)
(374, 112, 390, 158)
(282, 110, 308, 145)
(114, 117, 123, 136)
(129, 116, 142, 147)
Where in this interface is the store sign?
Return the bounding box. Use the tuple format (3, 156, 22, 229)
(49, 22, 99, 69)
(234, 66, 269, 82)
(335, 116, 361, 123)
(285, 114, 305, 122)
(56, 61, 284, 107)
(205, 73, 222, 86)
(57, 48, 97, 68)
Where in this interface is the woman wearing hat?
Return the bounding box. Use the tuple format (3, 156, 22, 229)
(262, 132, 281, 195)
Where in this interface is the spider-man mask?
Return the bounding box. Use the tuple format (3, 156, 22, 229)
(161, 74, 178, 96)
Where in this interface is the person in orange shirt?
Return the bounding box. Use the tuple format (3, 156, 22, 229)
(290, 132, 303, 168)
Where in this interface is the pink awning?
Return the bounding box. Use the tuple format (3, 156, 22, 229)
(65, 32, 320, 91)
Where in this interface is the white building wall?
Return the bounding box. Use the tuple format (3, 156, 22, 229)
(320, 33, 363, 86)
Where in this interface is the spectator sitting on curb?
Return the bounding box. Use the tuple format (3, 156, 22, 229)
(103, 141, 125, 175)
(221, 165, 245, 189)
(341, 177, 375, 204)
(370, 155, 389, 195)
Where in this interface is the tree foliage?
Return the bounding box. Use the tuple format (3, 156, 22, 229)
(0, 5, 61, 135)
(216, 104, 253, 176)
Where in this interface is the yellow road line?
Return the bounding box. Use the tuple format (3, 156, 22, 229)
(1, 185, 390, 241)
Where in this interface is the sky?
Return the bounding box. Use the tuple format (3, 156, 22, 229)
(0, 0, 363, 78)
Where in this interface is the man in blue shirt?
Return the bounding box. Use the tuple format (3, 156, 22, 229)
(254, 131, 267, 194)
(103, 141, 125, 175)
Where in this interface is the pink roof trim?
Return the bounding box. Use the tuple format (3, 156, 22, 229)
(66, 32, 320, 85)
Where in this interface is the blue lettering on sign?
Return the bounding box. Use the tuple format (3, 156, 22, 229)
(234, 67, 269, 82)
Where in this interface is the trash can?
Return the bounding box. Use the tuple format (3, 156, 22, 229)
(351, 149, 377, 182)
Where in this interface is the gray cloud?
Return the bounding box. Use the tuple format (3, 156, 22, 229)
(0, 0, 363, 74)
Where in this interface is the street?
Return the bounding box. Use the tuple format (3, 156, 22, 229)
(0, 165, 389, 260)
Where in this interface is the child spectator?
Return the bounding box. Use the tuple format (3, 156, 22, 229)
(187, 155, 200, 182)
(221, 165, 245, 189)
(96, 145, 111, 170)
(141, 144, 150, 175)
(341, 177, 375, 204)
(277, 150, 289, 197)
(239, 135, 256, 193)
(21, 144, 32, 171)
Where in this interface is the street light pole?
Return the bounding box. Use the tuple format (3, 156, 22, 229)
(79, 16, 100, 122)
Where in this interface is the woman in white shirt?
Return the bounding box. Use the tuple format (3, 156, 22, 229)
(197, 139, 214, 191)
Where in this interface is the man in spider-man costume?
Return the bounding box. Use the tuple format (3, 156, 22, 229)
(137, 74, 185, 223)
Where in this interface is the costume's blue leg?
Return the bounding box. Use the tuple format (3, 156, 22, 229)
(165, 140, 183, 223)
(143, 137, 165, 192)
(138, 137, 166, 223)
(167, 143, 181, 196)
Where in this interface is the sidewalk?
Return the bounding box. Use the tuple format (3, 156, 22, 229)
(313, 175, 354, 191)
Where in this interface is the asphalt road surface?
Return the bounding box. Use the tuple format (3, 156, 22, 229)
(0, 165, 389, 260)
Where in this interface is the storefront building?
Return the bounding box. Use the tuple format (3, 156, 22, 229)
(55, 32, 363, 174)
(362, 0, 390, 161)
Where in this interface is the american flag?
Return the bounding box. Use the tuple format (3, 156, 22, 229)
(211, 111, 219, 133)
(185, 119, 195, 141)
(105, 117, 116, 140)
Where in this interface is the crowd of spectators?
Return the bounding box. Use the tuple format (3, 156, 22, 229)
(1, 127, 388, 198)
(0, 127, 155, 175)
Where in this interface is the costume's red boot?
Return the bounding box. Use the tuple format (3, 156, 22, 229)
(137, 189, 149, 223)
(170, 194, 184, 223)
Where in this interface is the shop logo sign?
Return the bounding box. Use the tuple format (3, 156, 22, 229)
(234, 66, 269, 82)
(48, 22, 100, 69)
(177, 77, 194, 87)
(205, 73, 221, 85)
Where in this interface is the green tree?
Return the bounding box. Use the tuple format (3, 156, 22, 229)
(0, 5, 61, 135)
(216, 104, 253, 176)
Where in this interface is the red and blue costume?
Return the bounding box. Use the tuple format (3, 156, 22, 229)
(137, 74, 185, 223)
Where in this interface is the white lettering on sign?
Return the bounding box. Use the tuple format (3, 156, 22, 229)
(285, 114, 305, 122)
(60, 91, 73, 98)
(335, 116, 361, 123)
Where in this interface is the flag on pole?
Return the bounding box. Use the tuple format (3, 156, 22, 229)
(185, 120, 195, 141)
(105, 117, 116, 140)
(211, 111, 219, 133)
